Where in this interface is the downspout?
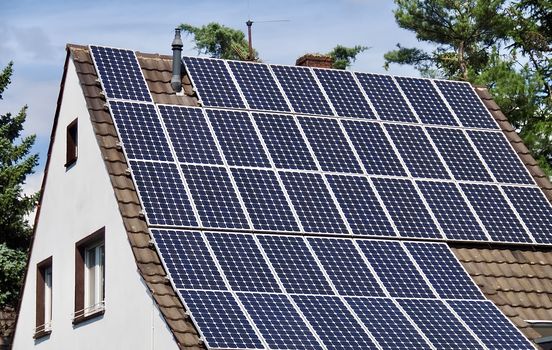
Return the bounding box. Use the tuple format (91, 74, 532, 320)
(171, 28, 183, 93)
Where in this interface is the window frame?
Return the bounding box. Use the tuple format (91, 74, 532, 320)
(35, 256, 53, 339)
(65, 118, 78, 167)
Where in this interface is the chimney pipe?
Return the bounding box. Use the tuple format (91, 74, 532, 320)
(171, 28, 183, 93)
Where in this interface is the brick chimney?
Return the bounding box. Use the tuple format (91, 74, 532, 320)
(296, 54, 334, 69)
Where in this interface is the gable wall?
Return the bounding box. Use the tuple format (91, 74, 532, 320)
(11, 59, 178, 350)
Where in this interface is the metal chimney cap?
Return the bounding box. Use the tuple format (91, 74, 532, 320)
(172, 28, 183, 48)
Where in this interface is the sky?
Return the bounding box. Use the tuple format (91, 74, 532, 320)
(0, 0, 430, 196)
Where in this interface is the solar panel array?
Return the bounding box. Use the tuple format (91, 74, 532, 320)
(90, 46, 546, 349)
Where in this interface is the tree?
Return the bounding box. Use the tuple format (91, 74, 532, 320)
(180, 23, 254, 60)
(0, 62, 39, 308)
(328, 45, 368, 69)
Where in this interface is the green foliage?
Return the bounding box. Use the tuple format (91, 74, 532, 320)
(328, 45, 368, 70)
(0, 244, 27, 307)
(180, 23, 255, 60)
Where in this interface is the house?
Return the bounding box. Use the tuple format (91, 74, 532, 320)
(9, 30, 552, 349)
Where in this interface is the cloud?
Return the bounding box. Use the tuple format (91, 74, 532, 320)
(22, 170, 44, 225)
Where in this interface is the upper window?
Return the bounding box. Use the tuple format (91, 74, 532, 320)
(35, 257, 52, 338)
(66, 118, 78, 167)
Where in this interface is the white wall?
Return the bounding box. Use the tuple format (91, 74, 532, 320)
(12, 58, 179, 350)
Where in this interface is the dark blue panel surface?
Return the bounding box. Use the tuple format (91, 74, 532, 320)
(228, 60, 290, 112)
(130, 160, 197, 227)
(153, 230, 225, 290)
(396, 77, 458, 126)
(182, 165, 249, 229)
(231, 168, 299, 232)
(183, 56, 245, 108)
(110, 101, 172, 161)
(271, 65, 334, 115)
(158, 105, 222, 165)
(280, 171, 348, 234)
(90, 46, 151, 102)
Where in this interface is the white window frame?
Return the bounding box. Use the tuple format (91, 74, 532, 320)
(84, 241, 105, 315)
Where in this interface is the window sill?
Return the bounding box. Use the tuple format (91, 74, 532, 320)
(72, 308, 104, 325)
(33, 328, 51, 340)
(64, 159, 77, 168)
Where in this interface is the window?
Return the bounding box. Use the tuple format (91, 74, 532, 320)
(35, 257, 52, 338)
(74, 228, 105, 324)
(66, 118, 78, 167)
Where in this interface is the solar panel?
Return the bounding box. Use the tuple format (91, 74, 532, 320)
(182, 165, 249, 229)
(404, 242, 485, 300)
(398, 299, 484, 349)
(307, 238, 385, 296)
(238, 293, 323, 349)
(371, 178, 442, 239)
(313, 68, 375, 119)
(502, 186, 552, 244)
(227, 60, 291, 112)
(258, 235, 333, 294)
(129, 160, 197, 227)
(299, 117, 362, 173)
(182, 56, 246, 108)
(279, 171, 348, 234)
(152, 230, 225, 290)
(253, 113, 317, 170)
(270, 65, 334, 116)
(416, 180, 488, 241)
(90, 45, 152, 102)
(180, 290, 263, 349)
(355, 73, 417, 122)
(461, 183, 532, 243)
(357, 240, 436, 298)
(327, 175, 395, 237)
(205, 232, 281, 293)
(395, 77, 459, 126)
(434, 80, 498, 129)
(346, 298, 432, 350)
(385, 124, 450, 179)
(427, 127, 493, 182)
(109, 101, 173, 161)
(231, 168, 300, 232)
(342, 120, 407, 176)
(206, 109, 270, 167)
(292, 295, 379, 349)
(468, 130, 534, 184)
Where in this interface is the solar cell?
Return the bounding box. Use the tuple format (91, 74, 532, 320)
(152, 230, 225, 290)
(398, 299, 484, 349)
(109, 101, 173, 161)
(307, 238, 385, 296)
(129, 161, 197, 227)
(231, 168, 300, 232)
(395, 76, 458, 126)
(404, 242, 484, 300)
(385, 124, 450, 179)
(448, 300, 536, 350)
(158, 105, 222, 165)
(435, 80, 498, 129)
(180, 290, 263, 349)
(293, 295, 379, 350)
(182, 165, 249, 229)
(427, 127, 493, 182)
(326, 175, 395, 236)
(238, 293, 323, 350)
(206, 109, 270, 167)
(205, 233, 281, 293)
(371, 178, 442, 239)
(461, 183, 532, 243)
(346, 297, 432, 350)
(279, 171, 348, 234)
(358, 240, 435, 298)
(257, 235, 334, 294)
(313, 68, 375, 119)
(299, 117, 362, 173)
(90, 45, 152, 102)
(253, 113, 317, 170)
(271, 65, 334, 116)
(416, 181, 487, 241)
(182, 56, 245, 108)
(502, 186, 552, 244)
(355, 73, 417, 122)
(228, 60, 291, 112)
(342, 120, 407, 176)
(468, 131, 534, 184)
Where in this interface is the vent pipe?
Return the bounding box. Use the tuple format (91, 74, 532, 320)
(171, 28, 183, 93)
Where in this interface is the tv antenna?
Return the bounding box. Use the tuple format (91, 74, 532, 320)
(245, 19, 290, 61)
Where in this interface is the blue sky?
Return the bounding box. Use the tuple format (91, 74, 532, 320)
(0, 0, 429, 194)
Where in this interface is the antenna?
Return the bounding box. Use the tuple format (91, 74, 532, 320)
(246, 19, 290, 61)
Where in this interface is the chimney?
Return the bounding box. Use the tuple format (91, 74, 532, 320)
(171, 28, 183, 93)
(296, 54, 334, 69)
